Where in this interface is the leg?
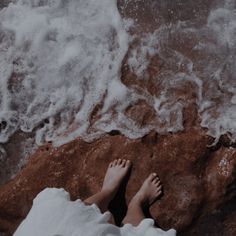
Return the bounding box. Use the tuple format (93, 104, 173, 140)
(122, 173, 162, 226)
(84, 159, 131, 213)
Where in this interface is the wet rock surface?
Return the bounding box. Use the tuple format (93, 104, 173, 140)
(0, 128, 236, 235)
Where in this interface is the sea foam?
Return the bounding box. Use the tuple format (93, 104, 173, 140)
(0, 0, 131, 146)
(0, 0, 236, 148)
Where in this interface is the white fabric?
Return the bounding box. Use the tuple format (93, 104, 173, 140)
(14, 188, 176, 236)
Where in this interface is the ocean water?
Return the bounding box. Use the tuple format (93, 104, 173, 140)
(0, 0, 236, 177)
(0, 0, 130, 147)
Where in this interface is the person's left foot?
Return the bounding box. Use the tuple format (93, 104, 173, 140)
(101, 159, 132, 198)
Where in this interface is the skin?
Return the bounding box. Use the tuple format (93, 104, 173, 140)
(84, 159, 162, 226)
(84, 159, 132, 213)
(122, 172, 162, 226)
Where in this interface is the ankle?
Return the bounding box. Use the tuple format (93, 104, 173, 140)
(129, 194, 149, 210)
(100, 187, 114, 195)
(99, 188, 116, 202)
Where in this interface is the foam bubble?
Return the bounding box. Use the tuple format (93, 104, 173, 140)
(0, 145, 6, 162)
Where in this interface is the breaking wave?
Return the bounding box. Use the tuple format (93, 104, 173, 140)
(0, 0, 236, 147)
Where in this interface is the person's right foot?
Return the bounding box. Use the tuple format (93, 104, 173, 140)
(129, 173, 162, 208)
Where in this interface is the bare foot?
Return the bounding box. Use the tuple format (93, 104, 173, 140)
(122, 173, 162, 226)
(101, 159, 132, 197)
(84, 159, 131, 213)
(130, 173, 162, 208)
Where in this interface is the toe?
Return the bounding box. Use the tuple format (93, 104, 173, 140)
(126, 160, 131, 168)
(154, 182, 161, 188)
(147, 173, 155, 181)
(117, 159, 122, 165)
(153, 178, 160, 184)
(156, 190, 162, 196)
(113, 159, 118, 166)
(156, 185, 162, 192)
(149, 173, 157, 181)
(109, 162, 113, 168)
(121, 159, 126, 167)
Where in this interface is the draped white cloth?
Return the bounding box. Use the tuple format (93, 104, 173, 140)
(14, 188, 176, 236)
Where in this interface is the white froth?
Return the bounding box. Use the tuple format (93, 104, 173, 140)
(199, 1, 236, 141)
(0, 0, 131, 145)
(0, 145, 6, 162)
(128, 31, 159, 78)
(1, 0, 236, 148)
(208, 7, 236, 48)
